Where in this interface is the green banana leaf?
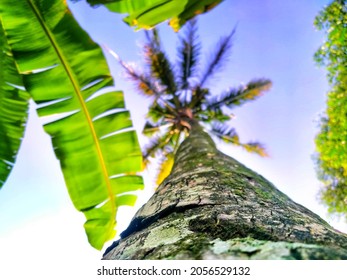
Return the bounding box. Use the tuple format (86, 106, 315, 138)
(0, 0, 143, 250)
(99, 0, 224, 31)
(0, 20, 30, 189)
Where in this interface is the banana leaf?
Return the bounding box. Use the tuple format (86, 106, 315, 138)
(0, 0, 143, 250)
(0, 20, 30, 188)
(101, 0, 224, 31)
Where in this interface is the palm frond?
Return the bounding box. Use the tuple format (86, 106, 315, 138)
(199, 28, 236, 88)
(211, 122, 240, 144)
(143, 130, 173, 160)
(206, 79, 272, 110)
(147, 99, 177, 123)
(106, 47, 160, 97)
(130, 71, 160, 97)
(156, 152, 175, 186)
(177, 19, 201, 90)
(107, 46, 179, 118)
(196, 107, 232, 123)
(190, 87, 209, 110)
(144, 29, 177, 95)
(241, 141, 268, 157)
(142, 121, 172, 137)
(211, 122, 268, 157)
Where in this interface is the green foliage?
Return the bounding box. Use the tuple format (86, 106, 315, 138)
(211, 123, 268, 157)
(0, 21, 30, 188)
(314, 0, 347, 217)
(0, 0, 144, 250)
(144, 29, 177, 94)
(111, 20, 272, 183)
(155, 152, 174, 185)
(0, 0, 222, 250)
(207, 79, 272, 111)
(84, 0, 224, 31)
(177, 18, 200, 90)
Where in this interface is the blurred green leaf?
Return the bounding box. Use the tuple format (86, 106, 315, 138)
(97, 0, 224, 31)
(156, 152, 174, 185)
(314, 0, 347, 219)
(0, 20, 30, 188)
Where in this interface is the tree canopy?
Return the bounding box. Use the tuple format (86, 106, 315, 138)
(112, 20, 272, 184)
(314, 0, 347, 218)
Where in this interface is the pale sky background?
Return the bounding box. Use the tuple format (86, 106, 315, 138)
(1, 0, 346, 272)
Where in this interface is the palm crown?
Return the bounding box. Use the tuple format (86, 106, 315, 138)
(113, 20, 272, 184)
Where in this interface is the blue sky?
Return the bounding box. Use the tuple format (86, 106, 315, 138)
(1, 0, 345, 267)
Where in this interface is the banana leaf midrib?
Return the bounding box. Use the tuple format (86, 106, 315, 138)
(27, 0, 116, 216)
(135, 0, 172, 20)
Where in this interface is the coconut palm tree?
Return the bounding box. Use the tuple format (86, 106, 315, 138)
(104, 26, 347, 258)
(105, 27, 347, 257)
(112, 20, 272, 184)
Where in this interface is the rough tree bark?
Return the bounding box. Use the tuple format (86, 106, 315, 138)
(103, 123, 347, 260)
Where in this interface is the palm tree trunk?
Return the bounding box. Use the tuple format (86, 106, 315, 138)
(103, 122, 347, 259)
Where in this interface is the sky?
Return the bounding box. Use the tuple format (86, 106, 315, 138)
(1, 0, 346, 270)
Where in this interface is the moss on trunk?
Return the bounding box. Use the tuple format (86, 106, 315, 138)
(103, 123, 347, 260)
